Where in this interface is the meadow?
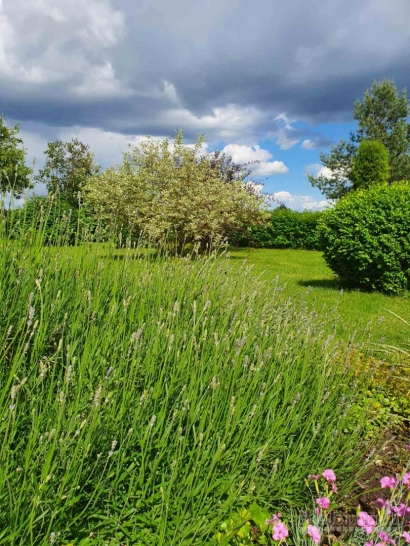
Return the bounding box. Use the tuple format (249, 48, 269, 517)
(0, 229, 373, 545)
(1, 202, 409, 545)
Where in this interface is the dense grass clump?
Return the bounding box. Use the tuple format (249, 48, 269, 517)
(0, 214, 367, 545)
(5, 195, 106, 246)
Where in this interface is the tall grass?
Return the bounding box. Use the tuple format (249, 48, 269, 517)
(0, 200, 368, 545)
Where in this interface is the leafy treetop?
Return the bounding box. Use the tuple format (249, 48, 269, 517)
(0, 116, 33, 197)
(309, 79, 410, 199)
(35, 139, 100, 208)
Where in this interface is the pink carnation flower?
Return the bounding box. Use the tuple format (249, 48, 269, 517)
(322, 469, 336, 483)
(380, 476, 397, 489)
(376, 498, 387, 509)
(391, 503, 406, 517)
(316, 497, 330, 510)
(266, 513, 282, 525)
(402, 531, 410, 544)
(307, 524, 321, 544)
(379, 531, 395, 545)
(272, 522, 289, 541)
(358, 511, 376, 535)
(308, 474, 320, 480)
(403, 472, 410, 487)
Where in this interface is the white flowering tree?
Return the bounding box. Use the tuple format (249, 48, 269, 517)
(84, 131, 267, 253)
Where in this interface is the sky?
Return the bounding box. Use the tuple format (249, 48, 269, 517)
(1, 0, 409, 210)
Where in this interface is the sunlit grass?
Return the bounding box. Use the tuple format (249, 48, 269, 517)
(0, 222, 369, 544)
(228, 248, 409, 347)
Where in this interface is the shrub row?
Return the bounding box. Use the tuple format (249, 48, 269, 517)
(230, 207, 323, 250)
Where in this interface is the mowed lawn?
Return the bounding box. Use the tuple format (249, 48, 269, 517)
(228, 248, 410, 348)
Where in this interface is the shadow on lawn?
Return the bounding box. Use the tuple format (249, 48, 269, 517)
(298, 278, 341, 290)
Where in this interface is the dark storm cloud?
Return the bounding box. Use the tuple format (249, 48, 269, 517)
(1, 0, 409, 144)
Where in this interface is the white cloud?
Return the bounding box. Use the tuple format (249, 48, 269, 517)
(221, 143, 288, 176)
(301, 139, 315, 150)
(305, 163, 333, 178)
(222, 143, 272, 164)
(276, 132, 299, 150)
(157, 103, 266, 144)
(269, 191, 333, 211)
(71, 63, 134, 99)
(253, 161, 289, 176)
(0, 0, 126, 96)
(273, 113, 300, 149)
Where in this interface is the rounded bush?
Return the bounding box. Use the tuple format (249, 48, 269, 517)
(319, 182, 410, 294)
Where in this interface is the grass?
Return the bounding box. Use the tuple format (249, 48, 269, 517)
(0, 228, 371, 545)
(228, 248, 410, 348)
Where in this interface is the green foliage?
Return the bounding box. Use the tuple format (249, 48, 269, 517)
(354, 79, 410, 182)
(309, 79, 410, 199)
(0, 213, 368, 544)
(84, 131, 266, 254)
(230, 208, 322, 250)
(0, 116, 33, 197)
(6, 195, 105, 246)
(215, 502, 271, 545)
(35, 139, 100, 208)
(319, 182, 410, 294)
(308, 139, 356, 200)
(351, 140, 390, 190)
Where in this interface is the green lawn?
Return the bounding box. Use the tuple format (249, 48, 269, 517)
(228, 248, 410, 348)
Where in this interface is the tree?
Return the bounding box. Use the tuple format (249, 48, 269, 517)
(35, 139, 100, 208)
(0, 116, 32, 197)
(308, 79, 410, 199)
(84, 131, 266, 253)
(351, 140, 390, 190)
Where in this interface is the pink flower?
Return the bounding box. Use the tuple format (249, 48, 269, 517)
(307, 524, 321, 544)
(405, 445, 410, 451)
(364, 542, 374, 546)
(380, 476, 397, 489)
(272, 522, 289, 541)
(402, 531, 410, 544)
(322, 469, 336, 483)
(308, 474, 320, 480)
(358, 511, 376, 534)
(331, 483, 338, 494)
(266, 513, 282, 525)
(403, 472, 410, 487)
(316, 497, 330, 510)
(391, 503, 406, 517)
(376, 498, 387, 509)
(379, 531, 395, 545)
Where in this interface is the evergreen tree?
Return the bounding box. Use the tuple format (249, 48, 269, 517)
(308, 79, 410, 199)
(351, 140, 390, 190)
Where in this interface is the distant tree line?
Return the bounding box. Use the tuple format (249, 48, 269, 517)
(1, 78, 410, 256)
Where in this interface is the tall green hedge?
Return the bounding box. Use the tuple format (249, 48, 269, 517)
(230, 208, 323, 250)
